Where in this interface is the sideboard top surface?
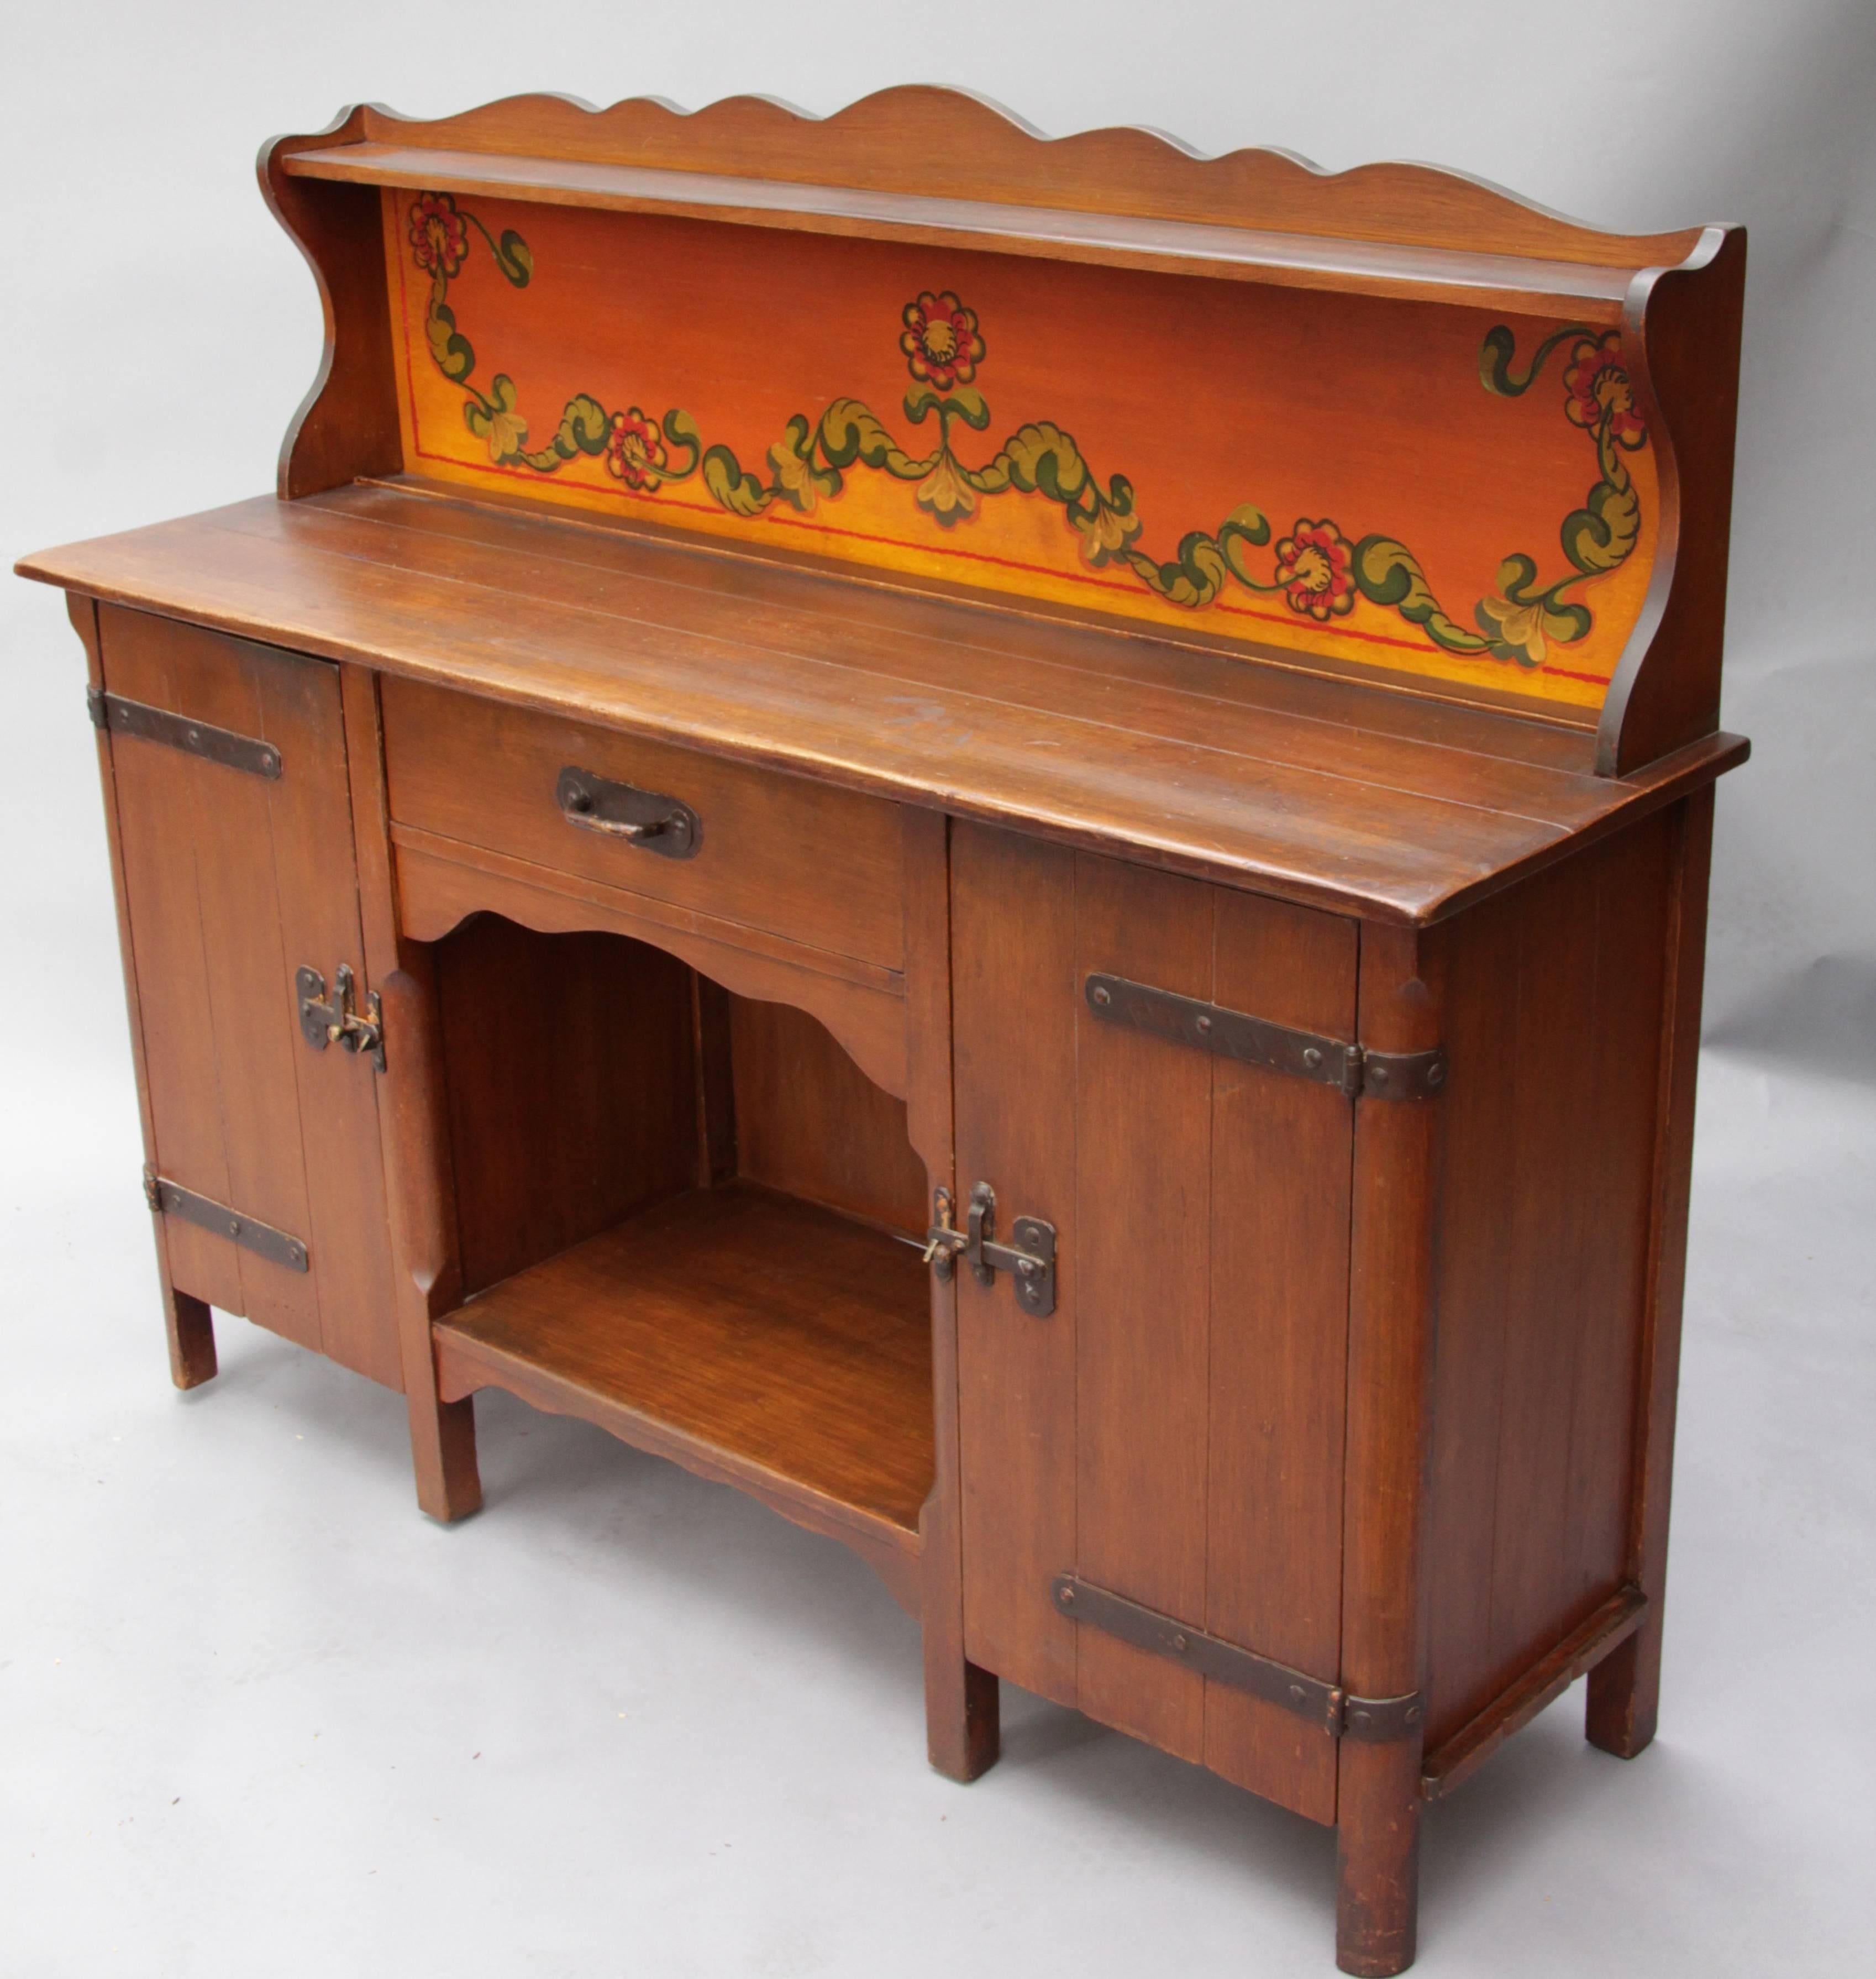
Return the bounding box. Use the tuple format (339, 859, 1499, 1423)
(19, 481, 1743, 925)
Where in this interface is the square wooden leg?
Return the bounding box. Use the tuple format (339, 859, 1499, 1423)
(404, 1386, 481, 1524)
(1586, 792, 1712, 1766)
(163, 1281, 217, 1389)
(925, 1649, 1000, 1783)
(366, 955, 483, 1525)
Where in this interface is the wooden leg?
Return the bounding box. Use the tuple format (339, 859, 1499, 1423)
(334, 674, 480, 1522)
(405, 1388, 481, 1525)
(1586, 1625, 1658, 1759)
(925, 1641, 1001, 1782)
(1336, 1740, 1423, 1976)
(1586, 791, 1713, 1763)
(85, 590, 218, 1403)
(163, 1281, 217, 1389)
(377, 959, 481, 1524)
(901, 806, 999, 1780)
(1336, 921, 1446, 1977)
(917, 1351, 1000, 1779)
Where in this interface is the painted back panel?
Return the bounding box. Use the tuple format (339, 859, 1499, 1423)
(384, 188, 1658, 712)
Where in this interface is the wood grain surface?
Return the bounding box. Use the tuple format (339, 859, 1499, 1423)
(952, 827, 1359, 1824)
(22, 498, 1746, 925)
(380, 669, 907, 972)
(289, 88, 1707, 268)
(433, 1183, 933, 1577)
(287, 140, 1646, 321)
(97, 606, 402, 1387)
(1421, 815, 1674, 1749)
(433, 916, 698, 1297)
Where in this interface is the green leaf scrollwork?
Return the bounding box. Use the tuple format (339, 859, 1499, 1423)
(406, 192, 1648, 678)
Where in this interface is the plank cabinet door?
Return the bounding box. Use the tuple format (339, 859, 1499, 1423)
(98, 605, 403, 1390)
(951, 822, 1357, 1824)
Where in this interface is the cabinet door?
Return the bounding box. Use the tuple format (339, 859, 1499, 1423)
(952, 823, 1357, 1823)
(99, 605, 402, 1389)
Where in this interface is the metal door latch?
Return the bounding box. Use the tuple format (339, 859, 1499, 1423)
(296, 963, 385, 1073)
(924, 1182, 1057, 1317)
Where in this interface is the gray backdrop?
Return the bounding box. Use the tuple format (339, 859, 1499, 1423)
(4, 5, 1871, 1975)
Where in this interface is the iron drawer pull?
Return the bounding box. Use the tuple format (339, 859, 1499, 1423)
(570, 806, 665, 841)
(556, 765, 701, 860)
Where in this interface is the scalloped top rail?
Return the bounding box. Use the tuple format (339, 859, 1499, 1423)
(306, 88, 1709, 269)
(281, 143, 1645, 322)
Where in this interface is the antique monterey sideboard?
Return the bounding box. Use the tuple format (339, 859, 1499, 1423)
(17, 89, 1749, 1973)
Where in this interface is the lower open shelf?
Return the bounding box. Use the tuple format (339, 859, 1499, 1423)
(432, 1182, 934, 1605)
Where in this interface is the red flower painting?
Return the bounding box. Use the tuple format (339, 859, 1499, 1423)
(408, 192, 469, 279)
(900, 291, 984, 392)
(1563, 332, 1646, 448)
(1274, 521, 1357, 622)
(605, 408, 667, 491)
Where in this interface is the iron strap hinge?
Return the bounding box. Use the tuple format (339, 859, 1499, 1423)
(88, 687, 282, 780)
(297, 964, 385, 1073)
(144, 1169, 309, 1273)
(924, 1182, 1057, 1317)
(1084, 973, 1447, 1101)
(1052, 1574, 1425, 1742)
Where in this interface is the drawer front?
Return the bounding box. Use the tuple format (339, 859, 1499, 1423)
(380, 678, 906, 972)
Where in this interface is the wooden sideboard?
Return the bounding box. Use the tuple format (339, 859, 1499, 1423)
(17, 88, 1749, 1973)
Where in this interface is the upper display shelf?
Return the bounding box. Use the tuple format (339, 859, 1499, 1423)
(280, 143, 1646, 323)
(260, 88, 1745, 776)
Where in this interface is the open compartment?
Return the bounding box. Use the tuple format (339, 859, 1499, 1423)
(423, 912, 932, 1606)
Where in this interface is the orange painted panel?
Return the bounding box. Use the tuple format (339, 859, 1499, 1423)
(384, 189, 1658, 710)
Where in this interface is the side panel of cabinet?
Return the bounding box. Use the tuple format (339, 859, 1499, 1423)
(952, 822, 1355, 1822)
(1423, 812, 1675, 1750)
(98, 605, 403, 1389)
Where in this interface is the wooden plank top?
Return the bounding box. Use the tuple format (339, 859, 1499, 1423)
(17, 483, 1746, 925)
(282, 142, 1638, 322)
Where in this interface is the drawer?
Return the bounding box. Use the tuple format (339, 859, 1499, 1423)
(380, 678, 906, 973)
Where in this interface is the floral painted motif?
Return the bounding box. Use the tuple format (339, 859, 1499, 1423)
(409, 192, 469, 278)
(1563, 331, 1646, 449)
(900, 291, 984, 392)
(1274, 522, 1357, 622)
(605, 408, 668, 491)
(409, 196, 1651, 679)
(1457, 322, 1652, 664)
(1474, 592, 1555, 668)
